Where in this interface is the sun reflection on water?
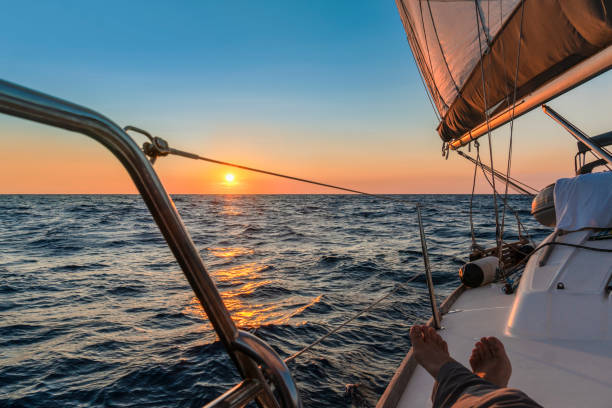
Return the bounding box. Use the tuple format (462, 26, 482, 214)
(185, 293, 321, 329)
(213, 262, 270, 282)
(207, 247, 254, 258)
(183, 259, 322, 329)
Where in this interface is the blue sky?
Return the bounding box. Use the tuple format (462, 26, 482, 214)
(2, 0, 429, 130)
(1, 1, 611, 193)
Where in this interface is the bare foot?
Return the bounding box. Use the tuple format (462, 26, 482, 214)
(409, 325, 454, 379)
(469, 336, 512, 387)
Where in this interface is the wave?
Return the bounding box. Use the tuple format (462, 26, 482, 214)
(0, 194, 546, 407)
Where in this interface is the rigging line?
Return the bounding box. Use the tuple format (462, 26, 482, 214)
(124, 124, 419, 205)
(457, 150, 538, 196)
(425, 0, 462, 96)
(418, 1, 438, 102)
(398, 0, 447, 115)
(283, 233, 607, 365)
(474, 0, 502, 265)
(284, 272, 424, 363)
(483, 167, 534, 247)
(488, 0, 494, 49)
(407, 31, 441, 122)
(410, 0, 447, 114)
(498, 0, 510, 114)
(473, 148, 534, 246)
(469, 143, 479, 250)
(475, 0, 492, 46)
(165, 147, 419, 205)
(506, 240, 612, 276)
(469, 143, 531, 248)
(500, 0, 526, 249)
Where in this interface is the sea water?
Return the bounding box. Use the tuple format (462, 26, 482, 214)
(0, 194, 551, 407)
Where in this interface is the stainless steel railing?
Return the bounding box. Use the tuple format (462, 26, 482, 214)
(0, 79, 301, 408)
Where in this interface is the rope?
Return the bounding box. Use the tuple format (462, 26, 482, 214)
(500, 0, 526, 252)
(124, 125, 418, 206)
(173, 149, 420, 205)
(284, 233, 612, 364)
(474, 0, 501, 268)
(400, 0, 448, 114)
(408, 32, 441, 122)
(284, 271, 425, 363)
(463, 140, 534, 248)
(426, 0, 462, 96)
(469, 141, 480, 250)
(506, 240, 612, 277)
(478, 158, 534, 247)
(417, 0, 445, 117)
(457, 150, 538, 196)
(124, 126, 545, 366)
(129, 125, 537, 266)
(125, 126, 443, 364)
(466, 141, 534, 251)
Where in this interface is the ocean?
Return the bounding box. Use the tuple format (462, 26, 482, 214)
(0, 194, 551, 407)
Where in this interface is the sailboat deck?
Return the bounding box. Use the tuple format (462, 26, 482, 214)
(396, 283, 612, 407)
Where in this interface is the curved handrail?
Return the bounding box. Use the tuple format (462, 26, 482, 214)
(233, 331, 301, 408)
(0, 79, 301, 408)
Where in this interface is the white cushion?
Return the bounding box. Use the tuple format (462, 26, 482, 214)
(554, 172, 612, 231)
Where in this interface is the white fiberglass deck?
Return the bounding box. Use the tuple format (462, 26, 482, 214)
(396, 281, 612, 407)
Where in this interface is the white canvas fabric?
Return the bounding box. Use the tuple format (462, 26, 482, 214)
(397, 0, 519, 115)
(554, 172, 612, 231)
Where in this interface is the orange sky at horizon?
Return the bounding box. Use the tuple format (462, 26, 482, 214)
(3, 69, 611, 195)
(0, 107, 581, 195)
(3, 1, 612, 196)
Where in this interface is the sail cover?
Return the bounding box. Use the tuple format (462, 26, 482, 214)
(396, 0, 612, 143)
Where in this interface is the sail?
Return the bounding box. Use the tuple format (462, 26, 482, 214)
(396, 0, 612, 147)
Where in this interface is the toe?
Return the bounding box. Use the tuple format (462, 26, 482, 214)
(409, 326, 424, 343)
(423, 326, 435, 343)
(469, 348, 479, 366)
(482, 337, 496, 357)
(488, 337, 505, 352)
(475, 344, 484, 360)
(427, 326, 436, 337)
(477, 341, 491, 359)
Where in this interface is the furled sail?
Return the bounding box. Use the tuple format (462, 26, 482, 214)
(396, 0, 612, 148)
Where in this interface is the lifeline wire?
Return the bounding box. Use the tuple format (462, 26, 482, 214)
(285, 230, 612, 363)
(124, 127, 436, 363)
(129, 125, 538, 263)
(125, 127, 534, 363)
(127, 126, 587, 366)
(165, 147, 418, 206)
(505, 240, 612, 277)
(284, 271, 425, 364)
(130, 125, 537, 270)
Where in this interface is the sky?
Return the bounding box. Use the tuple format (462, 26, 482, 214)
(1, 0, 611, 194)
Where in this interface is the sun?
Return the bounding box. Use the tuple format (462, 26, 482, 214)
(225, 173, 235, 182)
